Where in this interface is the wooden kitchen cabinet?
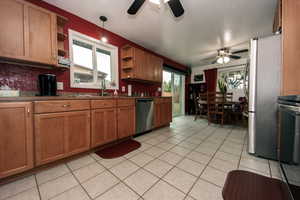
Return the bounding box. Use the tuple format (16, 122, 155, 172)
(121, 45, 163, 83)
(27, 3, 57, 65)
(0, 0, 57, 65)
(117, 104, 135, 139)
(281, 0, 300, 95)
(154, 98, 172, 128)
(0, 102, 34, 179)
(91, 108, 117, 147)
(35, 110, 90, 166)
(0, 0, 28, 61)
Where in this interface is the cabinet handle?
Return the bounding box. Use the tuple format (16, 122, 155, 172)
(62, 104, 70, 108)
(27, 108, 30, 117)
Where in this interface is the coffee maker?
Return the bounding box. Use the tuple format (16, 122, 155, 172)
(38, 74, 57, 96)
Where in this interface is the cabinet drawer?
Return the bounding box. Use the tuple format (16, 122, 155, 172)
(117, 99, 135, 107)
(34, 100, 90, 113)
(154, 98, 164, 104)
(163, 98, 172, 103)
(91, 99, 116, 109)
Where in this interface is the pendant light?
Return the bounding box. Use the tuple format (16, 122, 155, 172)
(99, 16, 108, 43)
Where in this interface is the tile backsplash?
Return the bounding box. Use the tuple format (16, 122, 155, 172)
(0, 63, 161, 96)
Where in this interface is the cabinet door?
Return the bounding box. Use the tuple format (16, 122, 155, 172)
(154, 103, 161, 128)
(282, 0, 300, 95)
(117, 106, 135, 139)
(134, 48, 147, 80)
(65, 111, 91, 156)
(91, 108, 117, 147)
(35, 113, 66, 166)
(0, 102, 33, 179)
(166, 101, 173, 123)
(0, 0, 28, 60)
(27, 4, 57, 65)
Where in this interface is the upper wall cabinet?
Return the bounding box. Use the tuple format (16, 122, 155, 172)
(281, 0, 300, 95)
(0, 0, 58, 66)
(121, 45, 163, 83)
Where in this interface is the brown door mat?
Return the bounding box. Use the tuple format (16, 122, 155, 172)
(95, 139, 141, 159)
(222, 170, 291, 200)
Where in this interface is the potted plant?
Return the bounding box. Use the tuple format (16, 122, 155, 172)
(218, 79, 228, 95)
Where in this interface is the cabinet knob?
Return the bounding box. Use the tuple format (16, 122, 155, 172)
(62, 104, 70, 108)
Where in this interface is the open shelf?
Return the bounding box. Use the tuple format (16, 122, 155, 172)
(58, 48, 67, 57)
(57, 32, 67, 41)
(57, 15, 68, 27)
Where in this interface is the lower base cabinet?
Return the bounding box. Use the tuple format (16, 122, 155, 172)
(117, 106, 135, 139)
(0, 102, 34, 179)
(155, 98, 172, 128)
(91, 108, 117, 147)
(35, 110, 90, 166)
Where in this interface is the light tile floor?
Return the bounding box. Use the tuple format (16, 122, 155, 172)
(0, 116, 282, 200)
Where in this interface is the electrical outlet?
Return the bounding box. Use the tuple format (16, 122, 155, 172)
(57, 82, 64, 90)
(122, 86, 126, 92)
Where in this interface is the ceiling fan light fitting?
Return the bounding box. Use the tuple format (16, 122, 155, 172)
(149, 0, 160, 5)
(217, 56, 230, 64)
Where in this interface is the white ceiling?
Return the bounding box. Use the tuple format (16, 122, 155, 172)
(43, 0, 277, 67)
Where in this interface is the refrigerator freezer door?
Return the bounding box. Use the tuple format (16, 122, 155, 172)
(248, 39, 258, 112)
(248, 112, 256, 154)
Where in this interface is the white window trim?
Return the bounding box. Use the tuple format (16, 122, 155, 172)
(69, 29, 119, 90)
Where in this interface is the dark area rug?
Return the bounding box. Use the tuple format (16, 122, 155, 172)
(223, 170, 290, 200)
(95, 139, 141, 159)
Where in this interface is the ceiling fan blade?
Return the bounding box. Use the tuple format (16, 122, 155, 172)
(232, 49, 248, 54)
(127, 0, 146, 15)
(211, 59, 217, 64)
(168, 0, 184, 18)
(229, 55, 241, 59)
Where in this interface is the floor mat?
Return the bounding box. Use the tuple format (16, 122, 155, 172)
(95, 139, 141, 159)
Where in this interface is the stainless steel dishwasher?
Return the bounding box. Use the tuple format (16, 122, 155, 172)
(136, 98, 154, 135)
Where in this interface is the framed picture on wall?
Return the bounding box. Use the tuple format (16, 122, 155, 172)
(194, 73, 205, 83)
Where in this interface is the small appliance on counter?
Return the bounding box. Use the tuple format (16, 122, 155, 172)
(38, 74, 57, 96)
(0, 85, 20, 97)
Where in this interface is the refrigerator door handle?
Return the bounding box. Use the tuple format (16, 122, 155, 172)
(248, 39, 258, 112)
(248, 112, 256, 154)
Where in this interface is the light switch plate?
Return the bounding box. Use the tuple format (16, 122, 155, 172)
(122, 86, 126, 92)
(57, 82, 64, 90)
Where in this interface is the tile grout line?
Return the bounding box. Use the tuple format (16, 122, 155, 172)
(185, 127, 234, 199)
(34, 175, 42, 200)
(137, 126, 221, 199)
(113, 123, 214, 198)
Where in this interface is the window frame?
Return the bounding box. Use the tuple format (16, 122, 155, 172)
(69, 29, 119, 90)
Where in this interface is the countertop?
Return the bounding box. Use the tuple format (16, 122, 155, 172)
(0, 95, 171, 102)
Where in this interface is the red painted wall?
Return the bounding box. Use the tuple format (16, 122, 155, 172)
(0, 0, 188, 96)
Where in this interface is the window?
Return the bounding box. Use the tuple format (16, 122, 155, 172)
(69, 30, 118, 89)
(217, 66, 246, 101)
(219, 67, 245, 89)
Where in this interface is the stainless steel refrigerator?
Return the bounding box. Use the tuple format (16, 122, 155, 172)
(248, 34, 281, 160)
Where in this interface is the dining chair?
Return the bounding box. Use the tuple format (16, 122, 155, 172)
(207, 92, 228, 126)
(194, 92, 208, 121)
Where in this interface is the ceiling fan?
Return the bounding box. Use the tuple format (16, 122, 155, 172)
(212, 48, 248, 64)
(127, 0, 184, 18)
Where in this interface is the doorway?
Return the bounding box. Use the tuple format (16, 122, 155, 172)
(162, 70, 185, 117)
